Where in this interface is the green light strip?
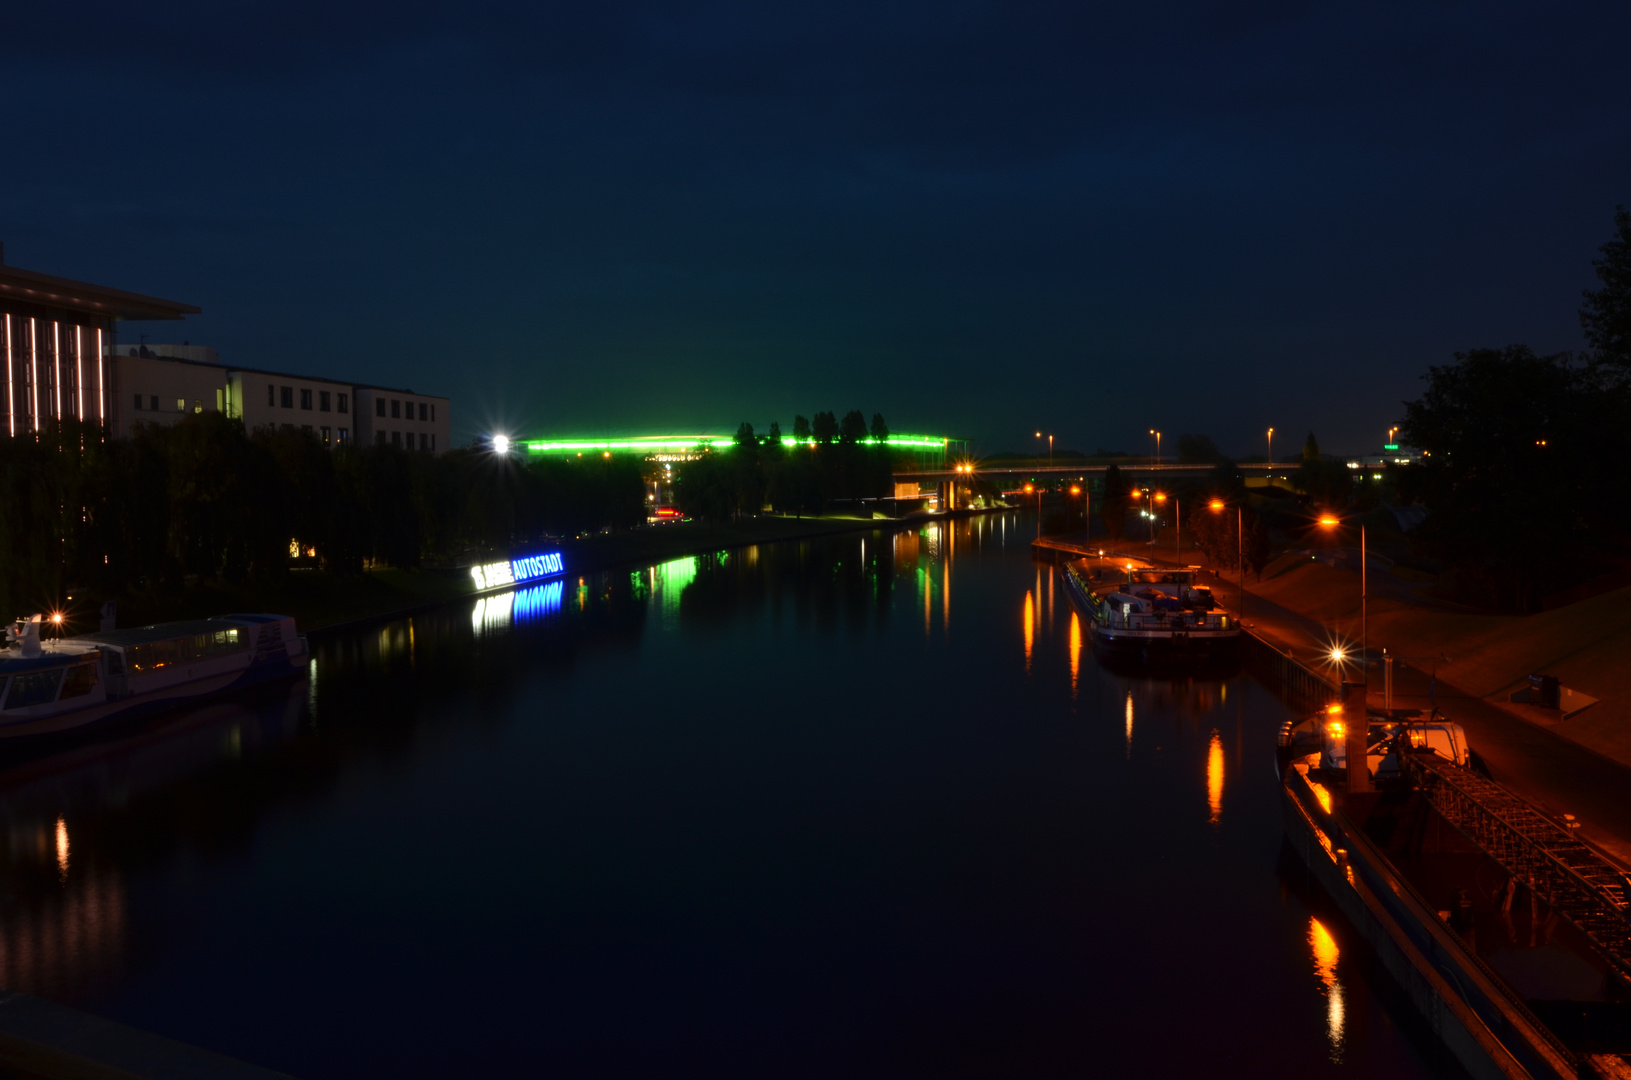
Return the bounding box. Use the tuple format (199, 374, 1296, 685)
(523, 434, 950, 453)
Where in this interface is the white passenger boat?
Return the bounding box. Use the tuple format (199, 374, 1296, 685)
(0, 612, 309, 739)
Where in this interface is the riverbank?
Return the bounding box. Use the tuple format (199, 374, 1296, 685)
(101, 510, 991, 639)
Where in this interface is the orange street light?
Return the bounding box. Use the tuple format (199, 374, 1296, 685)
(1153, 492, 1167, 503)
(1209, 498, 1244, 623)
(1319, 514, 1368, 686)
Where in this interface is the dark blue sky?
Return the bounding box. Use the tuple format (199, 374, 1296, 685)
(5, 2, 1628, 455)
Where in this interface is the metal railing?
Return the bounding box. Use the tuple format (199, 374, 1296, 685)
(1404, 751, 1631, 983)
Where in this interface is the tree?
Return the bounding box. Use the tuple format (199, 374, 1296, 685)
(792, 415, 811, 441)
(1177, 433, 1222, 464)
(811, 411, 838, 444)
(734, 421, 756, 447)
(1100, 464, 1129, 539)
(839, 410, 868, 444)
(1398, 344, 1611, 610)
(1302, 431, 1320, 463)
(1581, 205, 1631, 370)
(870, 413, 889, 441)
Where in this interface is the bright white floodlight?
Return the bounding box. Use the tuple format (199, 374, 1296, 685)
(492, 435, 511, 455)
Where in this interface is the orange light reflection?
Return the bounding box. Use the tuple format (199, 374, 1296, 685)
(1068, 612, 1081, 696)
(1207, 730, 1224, 824)
(1023, 590, 1034, 671)
(1309, 917, 1346, 1060)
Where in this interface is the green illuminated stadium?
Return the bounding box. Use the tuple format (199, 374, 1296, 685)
(521, 433, 951, 456)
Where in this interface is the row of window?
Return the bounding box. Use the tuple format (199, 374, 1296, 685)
(269, 385, 350, 413)
(377, 397, 435, 422)
(133, 394, 197, 413)
(376, 431, 437, 450)
(0, 658, 99, 710)
(125, 628, 247, 674)
(291, 425, 351, 445)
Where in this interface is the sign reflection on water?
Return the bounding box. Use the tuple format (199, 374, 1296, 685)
(1309, 917, 1346, 1060)
(472, 580, 565, 634)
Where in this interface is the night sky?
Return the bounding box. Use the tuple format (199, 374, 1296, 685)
(6, 2, 1628, 456)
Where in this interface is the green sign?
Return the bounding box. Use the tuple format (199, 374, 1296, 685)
(1383, 443, 1399, 451)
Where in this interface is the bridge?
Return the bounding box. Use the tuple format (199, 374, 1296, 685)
(893, 461, 1291, 483)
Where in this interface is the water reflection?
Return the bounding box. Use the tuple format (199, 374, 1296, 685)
(1068, 613, 1081, 696)
(1309, 916, 1347, 1060)
(1207, 730, 1224, 825)
(55, 816, 69, 879)
(1124, 691, 1134, 758)
(1023, 591, 1035, 671)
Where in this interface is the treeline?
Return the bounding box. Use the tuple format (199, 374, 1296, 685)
(678, 411, 898, 520)
(0, 414, 644, 616)
(1396, 206, 1631, 610)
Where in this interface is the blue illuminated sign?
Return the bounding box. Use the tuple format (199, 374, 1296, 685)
(511, 551, 565, 583)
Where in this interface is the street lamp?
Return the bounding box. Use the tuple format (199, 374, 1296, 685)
(1149, 429, 1161, 471)
(1209, 498, 1244, 624)
(1035, 431, 1053, 468)
(1025, 483, 1040, 538)
(1267, 428, 1274, 468)
(1070, 484, 1088, 544)
(1319, 513, 1366, 686)
(1154, 491, 1167, 548)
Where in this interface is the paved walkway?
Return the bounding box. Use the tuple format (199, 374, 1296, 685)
(1197, 569, 1631, 870)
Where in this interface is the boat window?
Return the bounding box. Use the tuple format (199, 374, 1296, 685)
(0, 676, 8, 706)
(59, 659, 99, 700)
(5, 669, 64, 709)
(126, 628, 246, 672)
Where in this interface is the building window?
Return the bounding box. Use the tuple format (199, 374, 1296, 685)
(338, 393, 348, 414)
(375, 398, 385, 417)
(418, 402, 427, 421)
(321, 426, 331, 443)
(301, 425, 313, 435)
(176, 398, 185, 412)
(392, 431, 401, 446)
(267, 384, 275, 406)
(150, 395, 159, 411)
(300, 388, 313, 410)
(281, 386, 293, 408)
(391, 399, 401, 419)
(194, 400, 202, 414)
(430, 404, 435, 422)
(338, 427, 349, 444)
(319, 391, 331, 412)
(133, 393, 143, 411)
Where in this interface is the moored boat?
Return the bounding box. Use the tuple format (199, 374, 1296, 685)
(1278, 705, 1631, 1079)
(1060, 558, 1241, 664)
(0, 612, 309, 739)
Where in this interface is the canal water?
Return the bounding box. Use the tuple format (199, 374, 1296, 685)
(0, 513, 1455, 1077)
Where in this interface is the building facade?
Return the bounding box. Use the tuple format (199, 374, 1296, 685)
(112, 349, 449, 453)
(0, 251, 198, 437)
(3, 250, 452, 452)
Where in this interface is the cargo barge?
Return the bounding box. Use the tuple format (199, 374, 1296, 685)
(1279, 702, 1631, 1079)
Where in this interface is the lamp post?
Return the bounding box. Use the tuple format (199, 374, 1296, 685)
(1149, 429, 1161, 472)
(1209, 499, 1244, 624)
(1267, 427, 1274, 468)
(1154, 491, 1167, 552)
(1035, 431, 1053, 469)
(1025, 483, 1040, 538)
(1071, 484, 1087, 544)
(1319, 514, 1366, 685)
